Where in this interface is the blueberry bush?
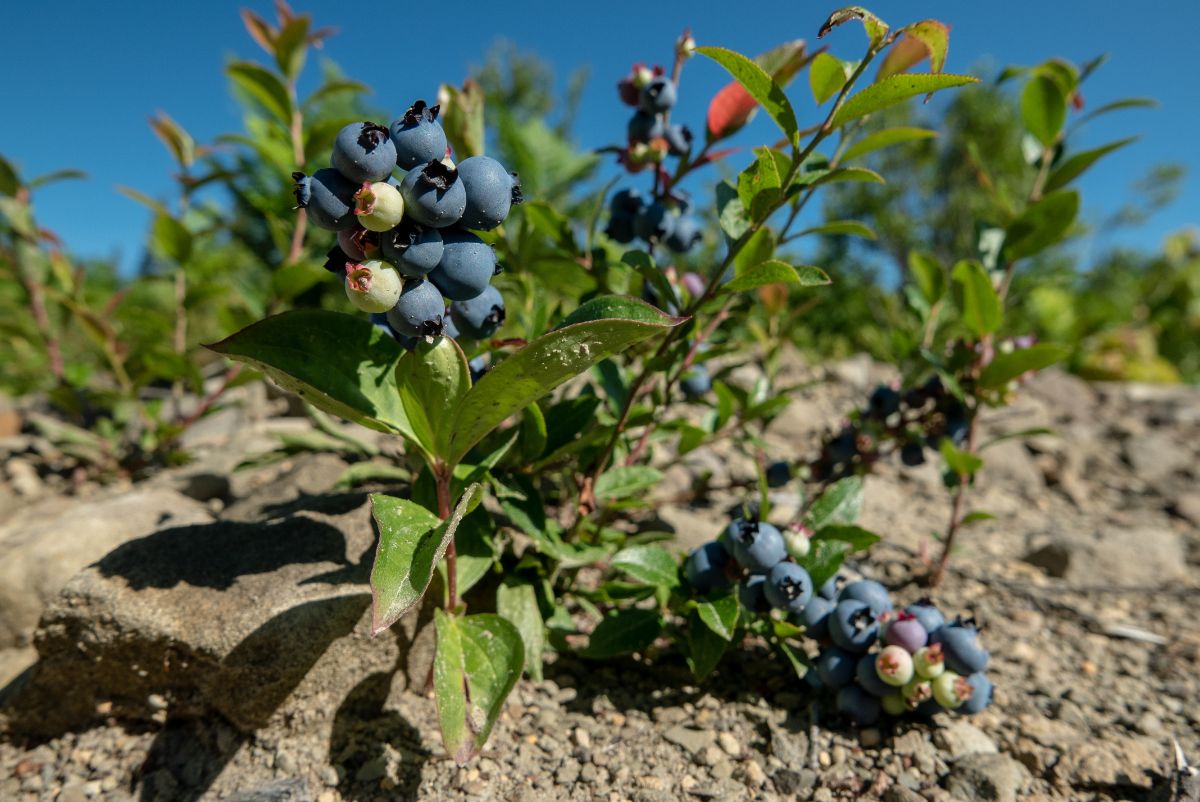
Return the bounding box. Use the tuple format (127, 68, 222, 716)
(0, 1, 1178, 765)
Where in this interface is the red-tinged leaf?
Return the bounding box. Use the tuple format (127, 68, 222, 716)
(876, 34, 929, 81)
(707, 82, 759, 140)
(819, 7, 890, 47)
(240, 9, 275, 53)
(904, 21, 949, 74)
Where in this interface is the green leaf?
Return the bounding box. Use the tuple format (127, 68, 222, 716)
(738, 147, 784, 222)
(434, 611, 524, 764)
(686, 609, 731, 680)
(809, 52, 848, 104)
(622, 250, 675, 315)
(28, 169, 86, 189)
(819, 7, 890, 47)
(227, 61, 293, 126)
(0, 155, 19, 196)
(961, 511, 995, 527)
(117, 186, 169, 217)
(206, 310, 408, 436)
(725, 260, 830, 292)
(842, 127, 936, 161)
(831, 73, 977, 128)
(940, 439, 983, 476)
(595, 466, 664, 502)
(696, 591, 740, 640)
(448, 509, 497, 598)
(369, 484, 481, 635)
(1003, 190, 1079, 261)
(908, 251, 945, 304)
(581, 609, 661, 659)
(698, 46, 800, 147)
(438, 80, 487, 160)
(303, 79, 369, 110)
(148, 112, 196, 167)
(776, 640, 809, 681)
(733, 228, 776, 274)
(796, 220, 876, 240)
(151, 215, 192, 264)
(716, 181, 751, 242)
(901, 20, 949, 73)
(497, 581, 545, 681)
(1044, 137, 1137, 193)
(796, 166, 885, 189)
(448, 297, 683, 463)
(1073, 97, 1157, 128)
(951, 260, 1002, 337)
(333, 462, 410, 490)
(1021, 74, 1066, 148)
(814, 524, 880, 551)
(796, 539, 852, 591)
(804, 476, 864, 529)
(395, 336, 471, 462)
(612, 544, 680, 589)
(977, 343, 1069, 389)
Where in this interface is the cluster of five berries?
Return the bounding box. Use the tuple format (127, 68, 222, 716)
(292, 101, 522, 341)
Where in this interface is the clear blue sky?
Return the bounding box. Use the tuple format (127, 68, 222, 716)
(3, 1, 1197, 275)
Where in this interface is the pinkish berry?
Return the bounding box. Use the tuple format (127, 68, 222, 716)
(885, 613, 929, 653)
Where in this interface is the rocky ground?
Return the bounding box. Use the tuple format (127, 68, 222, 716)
(0, 355, 1197, 802)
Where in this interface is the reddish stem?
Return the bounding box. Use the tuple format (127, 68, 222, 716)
(435, 466, 457, 610)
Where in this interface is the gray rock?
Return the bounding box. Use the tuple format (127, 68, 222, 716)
(1125, 430, 1194, 483)
(663, 725, 715, 756)
(1169, 493, 1200, 526)
(945, 753, 1028, 802)
(884, 787, 927, 802)
(0, 488, 213, 649)
(3, 490, 429, 737)
(229, 778, 311, 802)
(933, 721, 998, 759)
(1022, 524, 1188, 585)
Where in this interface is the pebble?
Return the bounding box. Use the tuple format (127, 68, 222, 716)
(574, 727, 591, 749)
(860, 728, 882, 748)
(701, 746, 724, 767)
(743, 760, 766, 788)
(717, 732, 741, 757)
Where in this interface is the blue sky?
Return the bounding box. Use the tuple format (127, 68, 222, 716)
(3, 1, 1197, 274)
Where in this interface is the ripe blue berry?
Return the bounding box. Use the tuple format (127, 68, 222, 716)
(680, 364, 711, 399)
(884, 613, 929, 653)
(900, 441, 926, 466)
(829, 599, 880, 653)
(816, 647, 856, 689)
(468, 355, 488, 383)
(606, 215, 637, 244)
(292, 168, 359, 231)
(627, 110, 665, 143)
(905, 601, 946, 634)
(763, 562, 813, 614)
(836, 685, 881, 726)
(389, 101, 448, 170)
(381, 222, 444, 278)
(610, 187, 645, 216)
(960, 672, 992, 715)
(450, 285, 505, 340)
(399, 159, 467, 229)
(633, 202, 675, 242)
(765, 461, 791, 488)
(727, 519, 786, 574)
(802, 595, 834, 639)
(738, 575, 770, 614)
(385, 278, 445, 337)
(838, 580, 893, 616)
(332, 122, 397, 184)
(868, 385, 901, 418)
(640, 76, 677, 113)
(344, 260, 403, 314)
(337, 227, 375, 261)
(684, 541, 733, 593)
(457, 156, 522, 231)
(663, 123, 692, 156)
(818, 575, 844, 601)
(855, 653, 894, 697)
(665, 214, 702, 253)
(430, 230, 496, 301)
(931, 624, 989, 675)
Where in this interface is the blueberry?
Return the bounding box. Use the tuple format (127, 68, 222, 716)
(838, 580, 893, 616)
(609, 187, 645, 216)
(468, 355, 489, 383)
(763, 562, 813, 614)
(665, 215, 702, 253)
(836, 685, 881, 726)
(343, 260, 402, 314)
(331, 122, 397, 184)
(727, 519, 786, 574)
(826, 428, 858, 463)
(818, 575, 844, 601)
(354, 181, 406, 233)
(639, 76, 677, 113)
(381, 221, 444, 278)
(385, 278, 445, 337)
(389, 100, 448, 170)
(801, 595, 834, 639)
(337, 227, 374, 261)
(868, 385, 901, 418)
(900, 441, 926, 466)
(829, 599, 880, 653)
(884, 614, 929, 653)
(441, 309, 461, 339)
(606, 214, 637, 244)
(663, 123, 692, 156)
(684, 541, 733, 593)
(855, 654, 894, 697)
(369, 312, 403, 343)
(816, 647, 857, 689)
(960, 672, 993, 715)
(680, 364, 711, 399)
(627, 110, 664, 143)
(457, 156, 522, 231)
(738, 575, 770, 614)
(292, 168, 359, 231)
(399, 159, 467, 229)
(905, 601, 945, 634)
(633, 202, 675, 241)
(765, 461, 791, 488)
(931, 624, 989, 675)
(430, 230, 495, 301)
(450, 285, 505, 340)
(875, 645, 915, 687)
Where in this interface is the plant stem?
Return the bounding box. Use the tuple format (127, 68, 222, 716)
(286, 79, 308, 265)
(435, 465, 456, 611)
(930, 408, 980, 587)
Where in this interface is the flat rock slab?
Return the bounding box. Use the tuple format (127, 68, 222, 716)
(1023, 524, 1188, 585)
(3, 492, 424, 737)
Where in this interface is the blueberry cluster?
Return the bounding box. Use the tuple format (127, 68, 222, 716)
(292, 102, 522, 346)
(812, 377, 970, 483)
(807, 581, 993, 725)
(605, 64, 702, 255)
